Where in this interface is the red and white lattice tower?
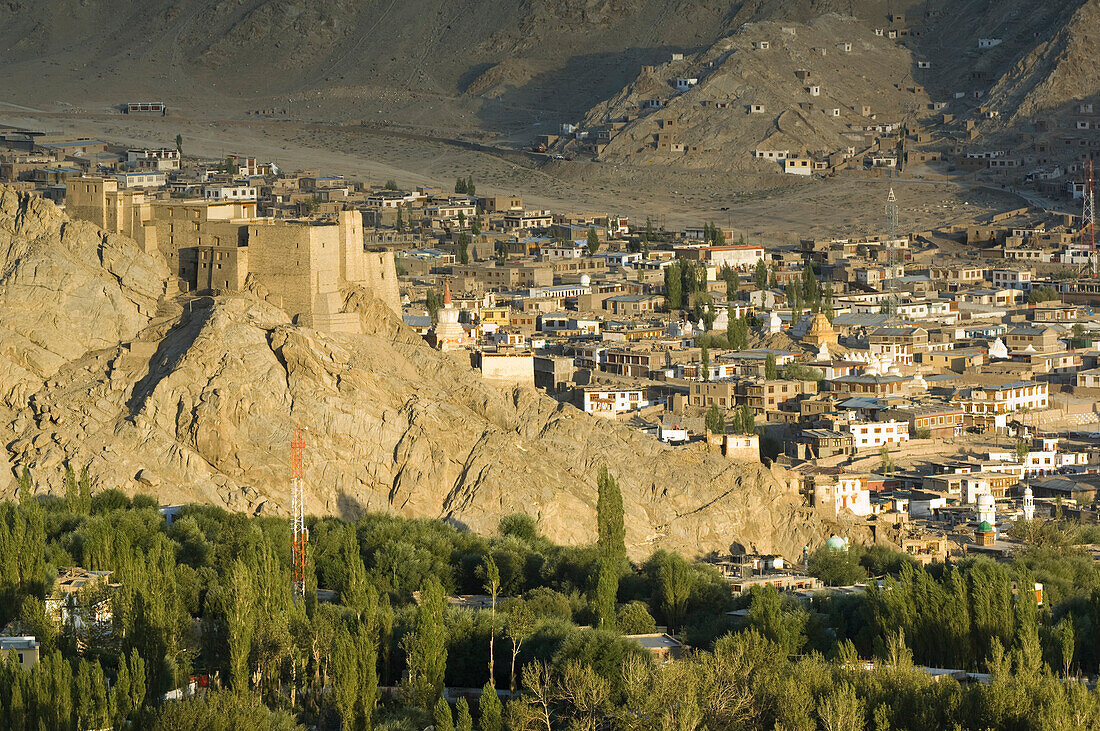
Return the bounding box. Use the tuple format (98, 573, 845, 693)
(290, 427, 307, 603)
(1083, 159, 1096, 277)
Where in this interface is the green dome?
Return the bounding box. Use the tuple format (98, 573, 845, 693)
(825, 536, 847, 551)
(977, 521, 993, 532)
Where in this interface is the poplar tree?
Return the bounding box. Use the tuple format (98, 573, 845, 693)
(665, 261, 683, 309)
(595, 467, 625, 631)
(765, 353, 778, 379)
(226, 560, 256, 691)
(754, 259, 768, 290)
(481, 554, 500, 686)
(586, 227, 600, 256)
(402, 576, 448, 708)
(340, 525, 370, 618)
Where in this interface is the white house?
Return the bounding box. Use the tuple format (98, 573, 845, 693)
(204, 185, 257, 201)
(990, 269, 1032, 289)
(978, 38, 1002, 49)
(841, 420, 910, 450)
(115, 171, 166, 189)
(674, 77, 698, 91)
(581, 387, 651, 418)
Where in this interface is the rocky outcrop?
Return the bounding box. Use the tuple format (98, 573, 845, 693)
(0, 187, 168, 409)
(0, 188, 856, 558)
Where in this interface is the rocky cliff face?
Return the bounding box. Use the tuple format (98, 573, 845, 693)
(0, 187, 855, 558)
(0, 188, 168, 410)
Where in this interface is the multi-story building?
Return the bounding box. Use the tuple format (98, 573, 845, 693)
(840, 419, 910, 450)
(603, 349, 662, 377)
(958, 381, 1049, 432)
(579, 387, 650, 418)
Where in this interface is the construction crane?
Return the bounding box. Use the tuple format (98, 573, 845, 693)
(290, 427, 307, 604)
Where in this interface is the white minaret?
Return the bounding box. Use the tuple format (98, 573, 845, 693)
(977, 493, 996, 530)
(1022, 486, 1035, 521)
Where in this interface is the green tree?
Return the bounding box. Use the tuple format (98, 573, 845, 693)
(746, 584, 808, 654)
(1016, 439, 1030, 464)
(435, 696, 456, 731)
(700, 344, 709, 382)
(396, 208, 404, 233)
(456, 697, 474, 731)
(340, 525, 371, 617)
(456, 177, 467, 194)
(506, 601, 535, 692)
(426, 289, 442, 322)
(721, 265, 740, 297)
(765, 353, 778, 379)
(783, 363, 824, 382)
(617, 601, 657, 634)
(656, 552, 693, 632)
(384, 179, 399, 190)
(645, 217, 654, 243)
(481, 554, 501, 685)
(754, 259, 768, 290)
(175, 134, 183, 155)
(705, 404, 725, 435)
(402, 576, 448, 708)
(595, 467, 625, 631)
(479, 680, 503, 731)
(226, 559, 256, 691)
(586, 227, 600, 256)
(458, 233, 470, 265)
(665, 261, 683, 310)
(737, 404, 755, 435)
(879, 444, 894, 476)
(466, 177, 476, 196)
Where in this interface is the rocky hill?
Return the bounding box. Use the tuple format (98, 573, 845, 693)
(579, 14, 926, 171)
(0, 187, 858, 558)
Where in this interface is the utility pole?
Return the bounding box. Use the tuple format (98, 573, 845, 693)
(291, 427, 308, 604)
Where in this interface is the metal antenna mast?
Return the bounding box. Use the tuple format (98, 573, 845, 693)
(291, 427, 307, 603)
(885, 187, 899, 240)
(1083, 159, 1096, 277)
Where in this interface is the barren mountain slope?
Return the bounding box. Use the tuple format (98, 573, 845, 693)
(0, 188, 854, 557)
(582, 14, 926, 171)
(0, 0, 924, 121)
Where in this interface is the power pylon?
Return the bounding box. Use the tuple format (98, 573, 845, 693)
(291, 427, 307, 604)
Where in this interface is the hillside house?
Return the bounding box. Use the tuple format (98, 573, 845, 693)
(125, 102, 166, 114)
(785, 158, 813, 176)
(753, 41, 770, 50)
(674, 77, 698, 91)
(0, 638, 40, 670)
(580, 387, 651, 418)
(1006, 326, 1062, 353)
